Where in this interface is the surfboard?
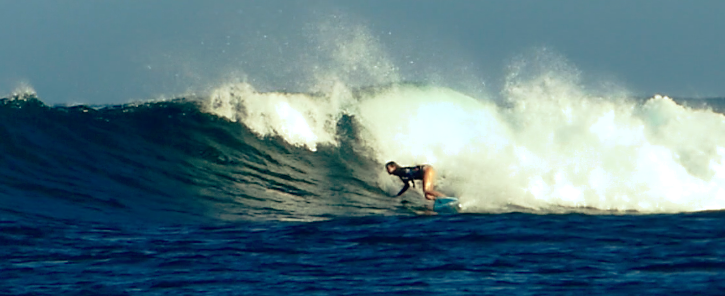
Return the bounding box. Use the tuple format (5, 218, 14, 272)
(433, 197, 460, 214)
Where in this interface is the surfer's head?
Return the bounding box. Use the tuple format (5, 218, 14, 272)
(385, 161, 399, 174)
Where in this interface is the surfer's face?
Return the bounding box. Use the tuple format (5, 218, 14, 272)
(386, 164, 396, 174)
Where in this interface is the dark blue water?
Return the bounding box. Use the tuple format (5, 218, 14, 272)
(3, 93, 725, 295)
(4, 212, 725, 295)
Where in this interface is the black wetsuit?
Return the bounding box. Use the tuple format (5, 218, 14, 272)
(398, 165, 425, 182)
(394, 165, 426, 196)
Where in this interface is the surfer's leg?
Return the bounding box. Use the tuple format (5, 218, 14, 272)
(422, 166, 444, 200)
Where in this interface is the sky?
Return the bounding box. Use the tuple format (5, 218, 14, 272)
(1, 0, 724, 105)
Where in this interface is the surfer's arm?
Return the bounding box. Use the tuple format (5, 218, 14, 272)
(396, 180, 411, 196)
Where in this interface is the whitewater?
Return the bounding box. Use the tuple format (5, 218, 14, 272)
(202, 76, 725, 215)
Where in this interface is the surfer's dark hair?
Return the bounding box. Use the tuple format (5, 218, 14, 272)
(385, 161, 398, 169)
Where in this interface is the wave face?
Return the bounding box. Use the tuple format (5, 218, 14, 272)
(3, 81, 725, 222)
(0, 93, 392, 222)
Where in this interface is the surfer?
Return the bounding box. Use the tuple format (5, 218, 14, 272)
(386, 161, 445, 200)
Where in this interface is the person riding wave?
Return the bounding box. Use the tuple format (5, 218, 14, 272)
(385, 161, 445, 200)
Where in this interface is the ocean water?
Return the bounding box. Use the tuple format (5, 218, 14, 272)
(3, 80, 725, 294)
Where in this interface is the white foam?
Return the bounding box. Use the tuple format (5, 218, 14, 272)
(204, 82, 346, 151)
(360, 85, 725, 213)
(7, 82, 37, 99)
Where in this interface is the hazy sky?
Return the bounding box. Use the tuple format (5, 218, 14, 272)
(1, 0, 724, 105)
